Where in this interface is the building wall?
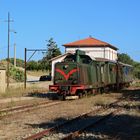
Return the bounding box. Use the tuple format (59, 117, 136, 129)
(65, 47, 117, 61)
(0, 69, 6, 93)
(51, 55, 68, 80)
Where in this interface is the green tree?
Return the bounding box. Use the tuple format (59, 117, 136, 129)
(118, 53, 140, 79)
(40, 38, 61, 71)
(46, 38, 61, 60)
(133, 61, 140, 79)
(118, 53, 133, 65)
(26, 61, 38, 70)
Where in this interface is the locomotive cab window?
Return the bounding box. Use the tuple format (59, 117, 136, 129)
(80, 55, 92, 64)
(64, 55, 76, 62)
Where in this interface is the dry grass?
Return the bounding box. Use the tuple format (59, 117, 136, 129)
(0, 86, 42, 99)
(0, 80, 51, 99)
(27, 70, 49, 77)
(92, 94, 119, 106)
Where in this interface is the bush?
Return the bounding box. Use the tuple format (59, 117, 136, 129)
(26, 61, 38, 70)
(9, 58, 25, 68)
(9, 67, 24, 82)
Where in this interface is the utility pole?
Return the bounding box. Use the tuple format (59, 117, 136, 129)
(24, 48, 27, 89)
(7, 12, 10, 88)
(6, 12, 13, 88)
(14, 43, 16, 67)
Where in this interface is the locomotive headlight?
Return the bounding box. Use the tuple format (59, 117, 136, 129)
(63, 65, 69, 69)
(72, 79, 78, 84)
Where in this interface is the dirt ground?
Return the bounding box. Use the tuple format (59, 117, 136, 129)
(0, 87, 139, 140)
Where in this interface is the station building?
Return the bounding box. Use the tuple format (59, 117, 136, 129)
(50, 36, 118, 79)
(63, 36, 118, 61)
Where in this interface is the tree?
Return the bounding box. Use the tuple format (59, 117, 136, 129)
(118, 53, 133, 65)
(45, 37, 61, 60)
(41, 38, 62, 71)
(118, 53, 140, 79)
(26, 61, 38, 70)
(133, 61, 140, 79)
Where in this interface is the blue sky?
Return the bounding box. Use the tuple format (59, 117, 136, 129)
(0, 0, 140, 61)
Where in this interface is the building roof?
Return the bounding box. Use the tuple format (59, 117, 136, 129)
(49, 52, 72, 62)
(63, 37, 118, 50)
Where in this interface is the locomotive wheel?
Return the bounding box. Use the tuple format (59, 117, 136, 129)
(57, 95, 66, 100)
(91, 89, 96, 95)
(100, 87, 104, 94)
(62, 95, 66, 100)
(98, 88, 104, 94)
(78, 92, 83, 98)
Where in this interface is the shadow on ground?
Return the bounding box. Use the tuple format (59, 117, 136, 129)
(26, 113, 140, 140)
(25, 88, 140, 140)
(27, 92, 59, 100)
(121, 88, 140, 101)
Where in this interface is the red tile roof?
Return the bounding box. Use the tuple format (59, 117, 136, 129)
(63, 37, 118, 50)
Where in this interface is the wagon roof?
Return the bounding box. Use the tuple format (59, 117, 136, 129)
(95, 57, 116, 62)
(118, 61, 133, 67)
(63, 36, 118, 50)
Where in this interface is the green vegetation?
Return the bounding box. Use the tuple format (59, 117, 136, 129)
(0, 60, 24, 82)
(118, 53, 133, 65)
(45, 37, 61, 59)
(118, 53, 140, 79)
(41, 37, 61, 71)
(10, 58, 24, 68)
(9, 67, 24, 82)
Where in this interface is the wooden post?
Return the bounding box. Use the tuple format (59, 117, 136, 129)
(14, 43, 16, 67)
(24, 48, 27, 89)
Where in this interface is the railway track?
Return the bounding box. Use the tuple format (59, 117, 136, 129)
(62, 109, 121, 140)
(24, 99, 122, 140)
(0, 100, 61, 119)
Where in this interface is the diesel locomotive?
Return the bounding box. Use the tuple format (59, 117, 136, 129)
(49, 50, 133, 98)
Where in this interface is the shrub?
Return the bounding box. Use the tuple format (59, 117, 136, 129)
(9, 67, 24, 82)
(26, 61, 38, 70)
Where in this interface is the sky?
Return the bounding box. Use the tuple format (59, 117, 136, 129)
(0, 0, 140, 61)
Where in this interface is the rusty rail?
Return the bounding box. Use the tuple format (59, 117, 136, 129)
(24, 107, 102, 140)
(0, 101, 61, 118)
(24, 99, 122, 140)
(62, 109, 121, 140)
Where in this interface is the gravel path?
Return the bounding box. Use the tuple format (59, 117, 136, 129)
(0, 97, 35, 104)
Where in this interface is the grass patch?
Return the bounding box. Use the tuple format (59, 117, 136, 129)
(0, 86, 42, 99)
(92, 94, 118, 106)
(27, 70, 49, 77)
